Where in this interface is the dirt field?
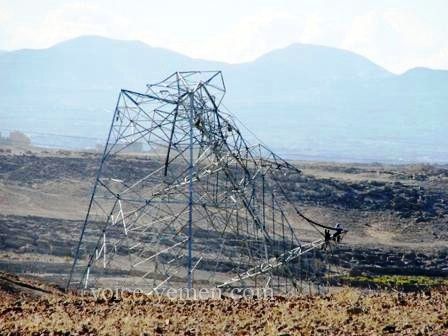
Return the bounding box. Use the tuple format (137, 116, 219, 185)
(0, 272, 447, 335)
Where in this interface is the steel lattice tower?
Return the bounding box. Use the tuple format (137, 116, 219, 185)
(67, 71, 340, 293)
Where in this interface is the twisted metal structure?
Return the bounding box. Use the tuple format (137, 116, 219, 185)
(67, 71, 341, 293)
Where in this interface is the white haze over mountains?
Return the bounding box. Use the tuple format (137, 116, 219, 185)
(0, 36, 447, 163)
(2, 1, 448, 74)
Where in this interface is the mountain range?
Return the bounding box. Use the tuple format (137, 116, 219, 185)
(1, 35, 447, 162)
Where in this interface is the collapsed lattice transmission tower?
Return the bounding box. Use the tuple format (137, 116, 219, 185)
(67, 71, 342, 293)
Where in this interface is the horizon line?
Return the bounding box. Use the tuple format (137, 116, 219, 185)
(1, 34, 448, 76)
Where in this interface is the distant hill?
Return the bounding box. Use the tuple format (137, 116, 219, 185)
(227, 43, 392, 100)
(0, 35, 225, 103)
(0, 35, 447, 162)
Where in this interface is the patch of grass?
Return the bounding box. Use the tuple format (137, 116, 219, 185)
(339, 274, 448, 290)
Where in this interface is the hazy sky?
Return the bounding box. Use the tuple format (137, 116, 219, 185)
(0, 0, 447, 73)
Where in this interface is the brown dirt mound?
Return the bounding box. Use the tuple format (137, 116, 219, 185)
(0, 272, 65, 297)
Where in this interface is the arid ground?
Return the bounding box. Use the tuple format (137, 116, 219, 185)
(0, 272, 447, 335)
(0, 145, 447, 284)
(0, 145, 447, 334)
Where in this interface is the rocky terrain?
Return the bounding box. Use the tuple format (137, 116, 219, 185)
(1, 150, 447, 226)
(0, 147, 447, 288)
(281, 166, 447, 222)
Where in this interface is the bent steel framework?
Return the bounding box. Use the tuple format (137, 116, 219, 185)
(67, 71, 344, 293)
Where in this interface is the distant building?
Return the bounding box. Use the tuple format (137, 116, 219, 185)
(0, 130, 31, 146)
(8, 131, 31, 146)
(96, 142, 144, 153)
